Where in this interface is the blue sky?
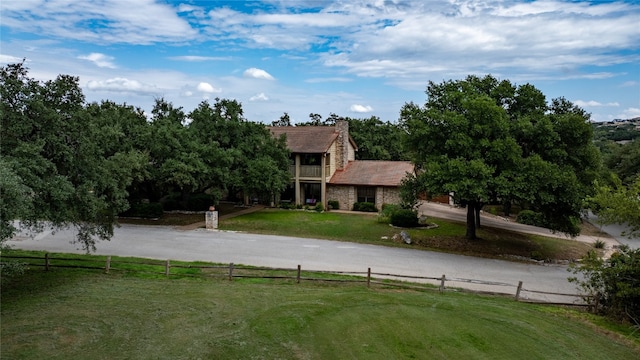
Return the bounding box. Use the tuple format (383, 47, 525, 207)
(1, 0, 639, 124)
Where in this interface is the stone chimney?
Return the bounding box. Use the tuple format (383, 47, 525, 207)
(335, 120, 349, 169)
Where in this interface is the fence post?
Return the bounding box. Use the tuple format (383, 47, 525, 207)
(515, 281, 523, 301)
(105, 256, 111, 273)
(367, 267, 371, 288)
(297, 265, 301, 284)
(228, 263, 234, 281)
(165, 260, 170, 276)
(439, 274, 446, 292)
(45, 253, 50, 271)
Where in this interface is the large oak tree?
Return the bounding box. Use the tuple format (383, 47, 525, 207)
(1, 63, 146, 251)
(401, 75, 599, 239)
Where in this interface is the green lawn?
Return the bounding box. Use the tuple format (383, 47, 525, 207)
(1, 266, 638, 359)
(220, 209, 594, 261)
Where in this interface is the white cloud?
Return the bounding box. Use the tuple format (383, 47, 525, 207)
(78, 53, 116, 68)
(86, 77, 159, 95)
(574, 100, 620, 107)
(0, 0, 198, 45)
(197, 82, 221, 93)
(350, 104, 373, 113)
(243, 68, 275, 80)
(0, 54, 25, 64)
(250, 92, 269, 101)
(616, 108, 640, 120)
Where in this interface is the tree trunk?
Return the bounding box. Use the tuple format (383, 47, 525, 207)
(474, 202, 483, 229)
(465, 203, 477, 240)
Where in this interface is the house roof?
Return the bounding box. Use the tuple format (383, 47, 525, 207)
(329, 160, 414, 187)
(268, 126, 339, 153)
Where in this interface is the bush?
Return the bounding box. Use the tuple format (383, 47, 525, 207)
(328, 200, 339, 210)
(516, 210, 544, 226)
(353, 202, 378, 212)
(315, 203, 324, 212)
(381, 204, 401, 218)
(186, 194, 215, 211)
(390, 209, 419, 228)
(160, 193, 182, 211)
(569, 246, 640, 323)
(279, 202, 295, 210)
(121, 202, 164, 219)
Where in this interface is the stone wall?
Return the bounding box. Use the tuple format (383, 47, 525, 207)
(327, 185, 402, 211)
(326, 185, 354, 210)
(376, 187, 402, 210)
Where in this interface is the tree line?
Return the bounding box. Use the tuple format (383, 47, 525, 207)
(2, 64, 638, 249)
(0, 63, 291, 251)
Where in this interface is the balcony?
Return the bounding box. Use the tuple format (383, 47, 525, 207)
(289, 165, 331, 178)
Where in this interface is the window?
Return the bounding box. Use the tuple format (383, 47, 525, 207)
(357, 187, 376, 203)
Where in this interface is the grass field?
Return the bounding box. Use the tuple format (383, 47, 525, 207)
(1, 265, 639, 359)
(219, 209, 594, 261)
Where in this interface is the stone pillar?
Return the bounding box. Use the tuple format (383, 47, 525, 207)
(205, 206, 218, 230)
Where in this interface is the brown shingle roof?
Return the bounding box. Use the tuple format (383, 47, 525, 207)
(330, 160, 414, 187)
(268, 126, 338, 153)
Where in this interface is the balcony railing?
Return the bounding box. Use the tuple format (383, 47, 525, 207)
(289, 165, 331, 178)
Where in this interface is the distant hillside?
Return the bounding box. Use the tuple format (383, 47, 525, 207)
(592, 117, 640, 142)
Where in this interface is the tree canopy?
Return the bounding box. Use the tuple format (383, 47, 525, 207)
(1, 63, 291, 251)
(1, 63, 147, 251)
(400, 75, 600, 239)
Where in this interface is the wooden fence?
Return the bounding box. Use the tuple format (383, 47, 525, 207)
(1, 253, 590, 307)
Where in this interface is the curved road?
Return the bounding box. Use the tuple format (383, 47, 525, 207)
(8, 221, 582, 303)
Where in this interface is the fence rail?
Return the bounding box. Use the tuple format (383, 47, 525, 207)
(1, 253, 590, 307)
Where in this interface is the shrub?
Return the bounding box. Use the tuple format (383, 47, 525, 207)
(121, 202, 164, 219)
(315, 203, 324, 212)
(569, 246, 640, 323)
(279, 202, 295, 210)
(353, 202, 378, 212)
(328, 200, 339, 210)
(516, 210, 543, 226)
(160, 193, 181, 211)
(381, 204, 401, 218)
(186, 194, 215, 211)
(390, 209, 419, 228)
(593, 239, 606, 249)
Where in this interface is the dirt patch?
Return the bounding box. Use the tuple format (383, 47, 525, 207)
(580, 221, 614, 238)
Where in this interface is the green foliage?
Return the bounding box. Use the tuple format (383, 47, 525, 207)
(602, 139, 640, 186)
(327, 200, 339, 210)
(390, 209, 419, 228)
(593, 239, 606, 249)
(120, 202, 164, 219)
(185, 194, 215, 211)
(569, 246, 640, 323)
(314, 203, 324, 212)
(0, 62, 145, 251)
(590, 176, 640, 239)
(346, 116, 409, 160)
(401, 75, 598, 239)
(593, 122, 640, 142)
(516, 210, 544, 226)
(352, 202, 378, 212)
(399, 174, 421, 210)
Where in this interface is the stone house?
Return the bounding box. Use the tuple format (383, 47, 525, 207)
(268, 121, 414, 211)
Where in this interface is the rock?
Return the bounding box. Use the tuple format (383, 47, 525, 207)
(400, 231, 411, 244)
